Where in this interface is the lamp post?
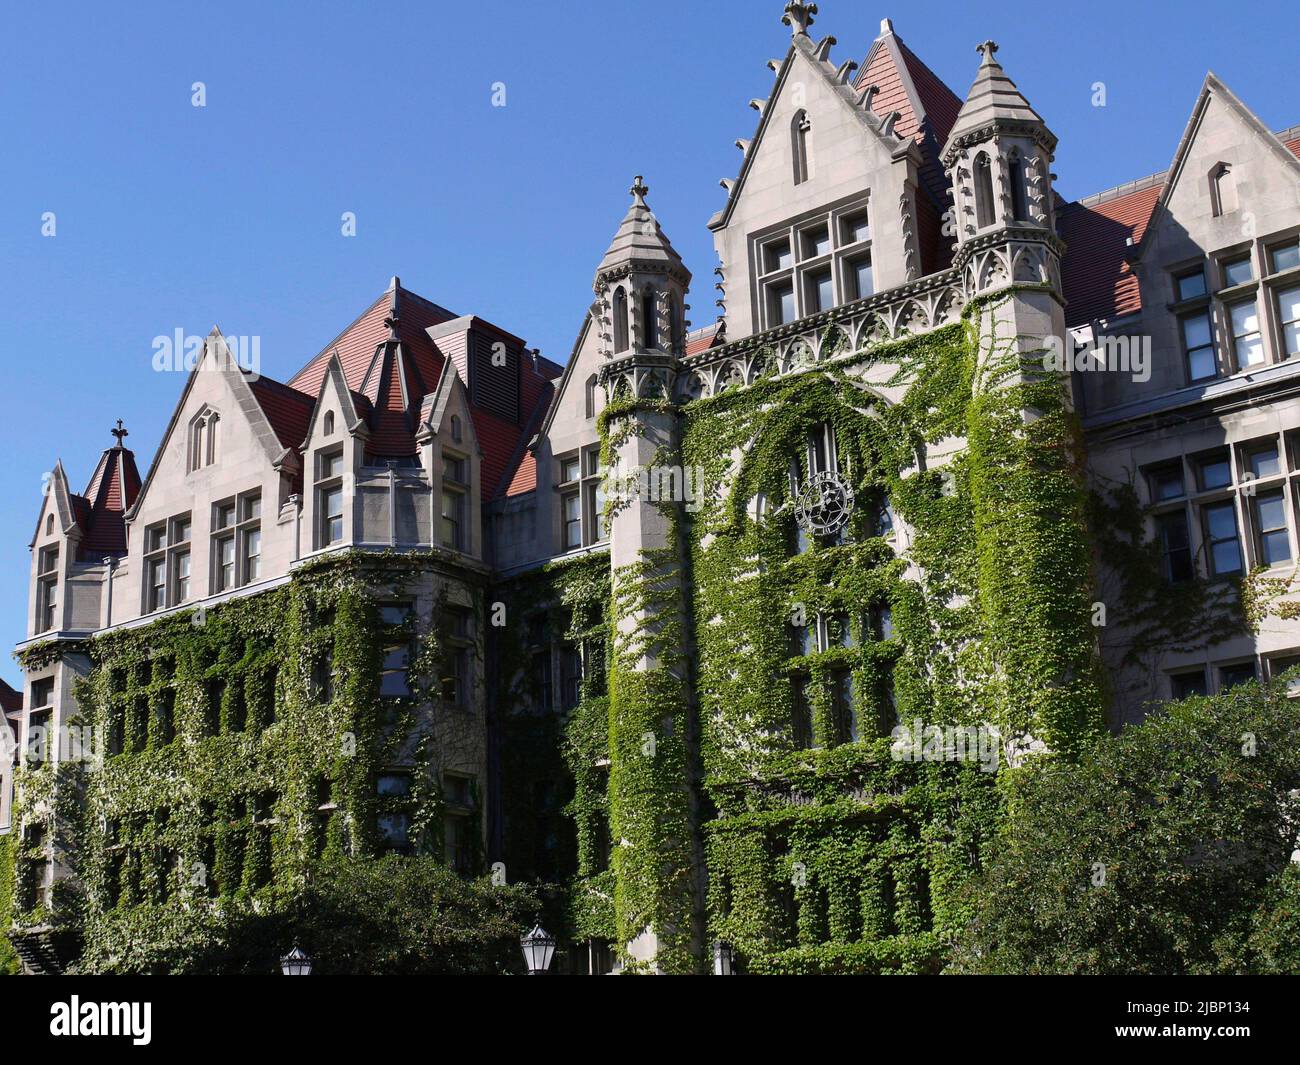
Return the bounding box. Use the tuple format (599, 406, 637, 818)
(712, 940, 734, 976)
(280, 946, 313, 976)
(520, 924, 556, 975)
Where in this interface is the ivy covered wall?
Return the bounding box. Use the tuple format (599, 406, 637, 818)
(7, 551, 482, 972)
(496, 299, 1107, 974)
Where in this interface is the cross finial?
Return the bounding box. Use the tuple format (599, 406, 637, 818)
(782, 2, 817, 37)
(976, 40, 999, 65)
(630, 175, 649, 206)
(111, 419, 128, 445)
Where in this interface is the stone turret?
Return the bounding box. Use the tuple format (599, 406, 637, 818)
(593, 178, 704, 973)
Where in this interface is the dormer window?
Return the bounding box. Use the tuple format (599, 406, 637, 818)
(188, 407, 220, 472)
(791, 110, 811, 185)
(974, 152, 995, 229)
(36, 545, 59, 633)
(316, 449, 346, 548)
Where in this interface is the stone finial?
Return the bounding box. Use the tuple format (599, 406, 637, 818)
(111, 419, 128, 445)
(781, 1, 817, 37)
(976, 40, 999, 65)
(880, 17, 894, 35)
(630, 175, 649, 206)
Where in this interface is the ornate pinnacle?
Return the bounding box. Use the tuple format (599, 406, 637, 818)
(630, 175, 649, 206)
(781, 1, 817, 37)
(111, 419, 128, 445)
(976, 40, 999, 65)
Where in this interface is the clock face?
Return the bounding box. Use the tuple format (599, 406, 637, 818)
(794, 471, 855, 537)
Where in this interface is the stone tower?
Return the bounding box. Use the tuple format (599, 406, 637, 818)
(594, 178, 703, 973)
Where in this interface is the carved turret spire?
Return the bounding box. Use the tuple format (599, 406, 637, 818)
(781, 1, 816, 37)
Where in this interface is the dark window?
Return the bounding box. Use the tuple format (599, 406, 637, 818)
(1219, 662, 1256, 690)
(1182, 312, 1217, 381)
(1222, 254, 1253, 287)
(1253, 489, 1291, 566)
(791, 677, 813, 748)
(974, 152, 994, 229)
(1175, 268, 1207, 301)
(1155, 511, 1194, 583)
(1147, 464, 1185, 502)
(1197, 453, 1233, 491)
(1203, 501, 1243, 576)
(1170, 670, 1208, 700)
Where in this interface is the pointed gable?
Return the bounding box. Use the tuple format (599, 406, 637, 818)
(856, 19, 963, 274)
(289, 278, 454, 402)
(1132, 73, 1300, 269)
(130, 331, 305, 520)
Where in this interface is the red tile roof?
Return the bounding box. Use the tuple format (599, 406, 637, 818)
(504, 450, 537, 496)
(0, 679, 22, 715)
(1059, 133, 1299, 326)
(75, 444, 142, 559)
(856, 30, 963, 275)
(686, 324, 721, 356)
(248, 373, 315, 452)
(283, 281, 558, 493)
(1059, 181, 1162, 327)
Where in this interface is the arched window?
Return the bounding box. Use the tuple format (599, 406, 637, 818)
(585, 374, 599, 419)
(188, 407, 220, 472)
(45, 513, 54, 536)
(792, 110, 811, 185)
(451, 415, 462, 443)
(974, 152, 995, 229)
(641, 289, 658, 349)
(1210, 163, 1237, 217)
(612, 288, 629, 353)
(669, 292, 684, 353)
(1008, 150, 1028, 222)
(323, 410, 335, 436)
(206, 412, 220, 465)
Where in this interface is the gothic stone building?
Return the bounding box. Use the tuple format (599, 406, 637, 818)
(6, 4, 1300, 974)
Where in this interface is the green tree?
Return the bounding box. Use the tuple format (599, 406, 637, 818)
(954, 678, 1300, 974)
(79, 858, 538, 975)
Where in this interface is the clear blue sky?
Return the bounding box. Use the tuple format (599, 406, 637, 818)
(1, 0, 1296, 685)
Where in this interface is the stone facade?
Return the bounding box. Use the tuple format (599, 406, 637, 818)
(6, 4, 1300, 973)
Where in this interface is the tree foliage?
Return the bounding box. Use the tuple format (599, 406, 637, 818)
(953, 678, 1300, 974)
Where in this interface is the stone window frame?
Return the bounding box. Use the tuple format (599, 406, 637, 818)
(753, 197, 873, 331)
(35, 543, 59, 633)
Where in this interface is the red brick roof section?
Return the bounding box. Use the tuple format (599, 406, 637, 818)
(856, 31, 963, 275)
(78, 445, 143, 559)
(1059, 182, 1162, 328)
(248, 373, 315, 451)
(290, 285, 455, 401)
(472, 407, 528, 501)
(1057, 133, 1298, 327)
(504, 450, 537, 496)
(686, 324, 721, 356)
(0, 679, 22, 715)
